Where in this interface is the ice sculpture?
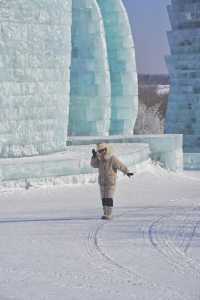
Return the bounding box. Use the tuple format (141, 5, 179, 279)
(0, 0, 72, 158)
(165, 0, 200, 152)
(97, 0, 138, 135)
(68, 0, 111, 136)
(0, 0, 138, 159)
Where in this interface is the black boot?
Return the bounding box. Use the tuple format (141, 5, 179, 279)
(101, 198, 113, 220)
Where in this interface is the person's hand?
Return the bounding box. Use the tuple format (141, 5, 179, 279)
(127, 172, 134, 178)
(92, 149, 97, 158)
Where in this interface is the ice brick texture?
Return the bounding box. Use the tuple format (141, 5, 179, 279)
(97, 0, 138, 135)
(165, 0, 200, 152)
(68, 0, 111, 136)
(0, 0, 71, 157)
(68, 134, 183, 171)
(0, 143, 150, 184)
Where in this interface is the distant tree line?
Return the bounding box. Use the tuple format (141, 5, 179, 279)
(134, 74, 170, 134)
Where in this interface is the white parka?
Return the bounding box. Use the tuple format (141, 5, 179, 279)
(91, 150, 129, 198)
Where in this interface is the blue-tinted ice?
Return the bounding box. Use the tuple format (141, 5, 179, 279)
(165, 0, 200, 153)
(68, 0, 111, 136)
(97, 0, 138, 135)
(0, 0, 72, 157)
(0, 0, 138, 158)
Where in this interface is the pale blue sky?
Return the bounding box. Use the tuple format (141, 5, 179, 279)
(123, 0, 171, 74)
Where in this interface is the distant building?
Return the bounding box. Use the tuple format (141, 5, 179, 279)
(165, 0, 200, 152)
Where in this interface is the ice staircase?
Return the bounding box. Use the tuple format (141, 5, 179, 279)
(0, 143, 150, 188)
(0, 134, 184, 188)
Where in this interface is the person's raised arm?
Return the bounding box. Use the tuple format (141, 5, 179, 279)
(90, 149, 99, 168)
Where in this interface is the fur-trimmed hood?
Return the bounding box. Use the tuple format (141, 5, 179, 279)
(97, 143, 113, 160)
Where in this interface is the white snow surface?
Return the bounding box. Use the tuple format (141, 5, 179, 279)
(0, 164, 200, 300)
(156, 85, 170, 96)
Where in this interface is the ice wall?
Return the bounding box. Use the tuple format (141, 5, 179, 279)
(68, 134, 183, 172)
(165, 0, 200, 152)
(97, 0, 138, 135)
(68, 0, 111, 136)
(0, 0, 71, 158)
(0, 0, 139, 161)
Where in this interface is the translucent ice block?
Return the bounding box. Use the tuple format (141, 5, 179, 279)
(0, 143, 150, 186)
(184, 153, 200, 170)
(68, 0, 111, 136)
(165, 0, 200, 152)
(67, 134, 183, 171)
(97, 0, 138, 135)
(0, 0, 72, 158)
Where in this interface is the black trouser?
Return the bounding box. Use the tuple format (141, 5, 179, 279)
(102, 198, 113, 207)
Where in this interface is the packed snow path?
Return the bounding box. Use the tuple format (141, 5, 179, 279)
(0, 165, 200, 300)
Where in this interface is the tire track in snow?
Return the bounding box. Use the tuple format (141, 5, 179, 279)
(87, 212, 156, 285)
(87, 209, 185, 300)
(148, 211, 200, 299)
(86, 213, 134, 273)
(148, 214, 191, 274)
(184, 220, 200, 254)
(149, 207, 200, 275)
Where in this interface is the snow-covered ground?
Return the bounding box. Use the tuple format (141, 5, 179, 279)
(0, 164, 200, 300)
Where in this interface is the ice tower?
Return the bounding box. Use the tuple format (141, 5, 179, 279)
(68, 0, 138, 136)
(1, 0, 175, 187)
(68, 0, 111, 136)
(97, 0, 138, 135)
(165, 0, 200, 152)
(0, 0, 72, 158)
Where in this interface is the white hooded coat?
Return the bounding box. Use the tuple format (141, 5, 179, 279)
(90, 145, 129, 198)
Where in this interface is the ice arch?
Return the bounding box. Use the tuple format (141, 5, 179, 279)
(97, 0, 138, 135)
(0, 0, 139, 159)
(0, 0, 72, 157)
(68, 0, 111, 136)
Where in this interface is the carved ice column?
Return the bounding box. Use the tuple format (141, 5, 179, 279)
(0, 0, 72, 157)
(165, 0, 200, 152)
(68, 0, 111, 136)
(97, 0, 138, 135)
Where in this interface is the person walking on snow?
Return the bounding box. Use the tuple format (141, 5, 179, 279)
(91, 143, 134, 220)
